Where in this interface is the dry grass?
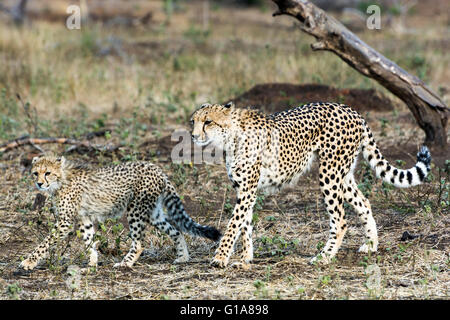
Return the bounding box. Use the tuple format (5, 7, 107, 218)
(0, 1, 448, 300)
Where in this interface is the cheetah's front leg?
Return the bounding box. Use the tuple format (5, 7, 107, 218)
(20, 192, 78, 271)
(20, 219, 73, 270)
(212, 182, 258, 268)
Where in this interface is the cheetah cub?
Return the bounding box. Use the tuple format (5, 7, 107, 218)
(190, 102, 431, 267)
(20, 155, 221, 270)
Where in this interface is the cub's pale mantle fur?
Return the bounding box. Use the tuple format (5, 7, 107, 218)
(20, 155, 221, 270)
(190, 102, 431, 267)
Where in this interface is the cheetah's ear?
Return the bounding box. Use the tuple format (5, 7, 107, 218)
(223, 101, 234, 109)
(32, 156, 39, 164)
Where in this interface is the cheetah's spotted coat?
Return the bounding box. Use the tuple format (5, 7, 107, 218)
(190, 102, 431, 267)
(20, 156, 221, 270)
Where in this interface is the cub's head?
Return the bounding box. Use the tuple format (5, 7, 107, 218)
(190, 102, 235, 148)
(31, 155, 66, 193)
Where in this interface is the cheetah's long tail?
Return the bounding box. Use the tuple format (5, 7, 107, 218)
(162, 186, 222, 241)
(361, 126, 431, 188)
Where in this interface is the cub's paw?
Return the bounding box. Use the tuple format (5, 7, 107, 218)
(173, 255, 189, 264)
(231, 261, 251, 270)
(113, 261, 133, 269)
(19, 258, 38, 271)
(358, 242, 378, 253)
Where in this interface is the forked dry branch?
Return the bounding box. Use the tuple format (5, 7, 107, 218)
(271, 0, 449, 151)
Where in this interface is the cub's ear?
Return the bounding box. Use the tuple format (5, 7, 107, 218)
(32, 156, 39, 164)
(224, 101, 234, 109)
(56, 156, 66, 166)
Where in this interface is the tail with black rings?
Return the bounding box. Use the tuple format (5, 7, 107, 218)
(162, 183, 222, 241)
(361, 124, 431, 188)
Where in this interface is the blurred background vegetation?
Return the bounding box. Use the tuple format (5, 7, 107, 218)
(0, 0, 448, 144)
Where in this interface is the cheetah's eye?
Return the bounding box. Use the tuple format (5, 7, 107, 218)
(32, 172, 38, 176)
(190, 119, 194, 126)
(204, 120, 212, 125)
(45, 172, 51, 176)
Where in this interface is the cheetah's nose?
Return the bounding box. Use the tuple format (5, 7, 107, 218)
(37, 182, 43, 188)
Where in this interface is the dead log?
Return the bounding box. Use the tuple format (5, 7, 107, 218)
(0, 0, 28, 25)
(0, 136, 120, 153)
(272, 0, 449, 151)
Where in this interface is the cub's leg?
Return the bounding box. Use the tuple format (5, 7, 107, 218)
(114, 199, 149, 268)
(151, 201, 189, 263)
(79, 216, 98, 267)
(343, 174, 378, 253)
(20, 209, 76, 270)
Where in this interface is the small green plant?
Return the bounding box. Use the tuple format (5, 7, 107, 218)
(395, 159, 406, 167)
(379, 118, 389, 137)
(316, 241, 325, 251)
(224, 200, 233, 215)
(256, 235, 299, 258)
(183, 26, 210, 45)
(253, 279, 268, 298)
(80, 29, 98, 57)
(95, 218, 125, 258)
(265, 266, 272, 282)
(6, 283, 22, 299)
(252, 194, 265, 224)
(357, 161, 374, 198)
(297, 287, 306, 298)
(318, 275, 331, 287)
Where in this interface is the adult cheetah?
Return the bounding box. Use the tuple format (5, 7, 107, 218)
(20, 155, 221, 270)
(190, 102, 431, 267)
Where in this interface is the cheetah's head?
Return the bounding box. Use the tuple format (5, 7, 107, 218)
(190, 102, 235, 148)
(31, 155, 66, 194)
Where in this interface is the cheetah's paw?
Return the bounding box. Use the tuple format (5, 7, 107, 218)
(173, 255, 189, 264)
(358, 242, 378, 253)
(113, 261, 133, 269)
(211, 255, 229, 268)
(19, 258, 38, 270)
(231, 261, 251, 270)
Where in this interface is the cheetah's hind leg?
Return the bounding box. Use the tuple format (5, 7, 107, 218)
(113, 200, 148, 268)
(151, 201, 189, 264)
(343, 174, 378, 253)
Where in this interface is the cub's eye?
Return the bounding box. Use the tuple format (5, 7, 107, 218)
(32, 172, 38, 176)
(204, 120, 212, 125)
(45, 172, 51, 176)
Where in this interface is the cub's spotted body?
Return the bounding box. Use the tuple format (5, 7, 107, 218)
(190, 102, 431, 267)
(20, 156, 221, 270)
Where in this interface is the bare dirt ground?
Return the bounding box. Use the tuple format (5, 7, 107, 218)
(0, 1, 448, 300)
(1, 84, 448, 300)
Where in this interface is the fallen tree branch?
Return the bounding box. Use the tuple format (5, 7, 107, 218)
(0, 0, 28, 25)
(0, 136, 121, 153)
(272, 0, 449, 150)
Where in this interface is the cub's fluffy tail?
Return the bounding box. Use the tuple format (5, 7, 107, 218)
(362, 126, 431, 188)
(162, 184, 221, 241)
